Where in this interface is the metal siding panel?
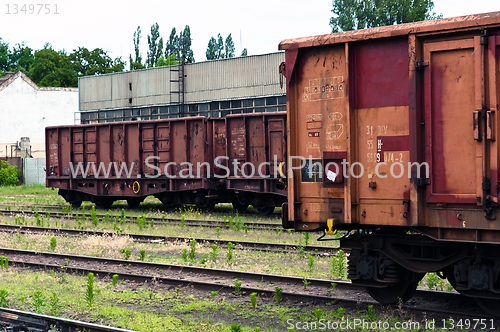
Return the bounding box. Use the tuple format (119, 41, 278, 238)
(111, 72, 130, 108)
(24, 158, 46, 185)
(184, 53, 286, 102)
(80, 53, 285, 111)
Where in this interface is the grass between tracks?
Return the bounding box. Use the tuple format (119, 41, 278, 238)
(0, 231, 343, 280)
(0, 267, 435, 332)
(0, 186, 454, 330)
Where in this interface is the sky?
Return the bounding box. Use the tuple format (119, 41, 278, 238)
(0, 0, 499, 64)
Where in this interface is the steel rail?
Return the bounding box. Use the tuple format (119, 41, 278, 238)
(0, 307, 135, 332)
(0, 208, 282, 231)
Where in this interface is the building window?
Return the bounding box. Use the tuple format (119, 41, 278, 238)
(266, 97, 277, 105)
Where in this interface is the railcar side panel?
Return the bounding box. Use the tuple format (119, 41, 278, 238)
(289, 44, 348, 229)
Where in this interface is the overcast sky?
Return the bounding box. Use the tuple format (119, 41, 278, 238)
(0, 0, 498, 64)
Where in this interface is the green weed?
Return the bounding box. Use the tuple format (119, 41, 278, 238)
(250, 292, 257, 309)
(49, 237, 57, 251)
(189, 239, 197, 261)
(120, 248, 131, 260)
(274, 287, 283, 304)
(85, 272, 95, 308)
(233, 278, 242, 295)
(112, 274, 119, 287)
(210, 244, 218, 262)
(0, 289, 8, 307)
(227, 242, 233, 262)
(32, 290, 45, 314)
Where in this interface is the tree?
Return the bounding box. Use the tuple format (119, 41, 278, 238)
(146, 23, 164, 68)
(241, 48, 248, 57)
(165, 27, 179, 61)
(129, 26, 144, 70)
(329, 0, 442, 33)
(179, 25, 194, 64)
(216, 34, 224, 59)
(205, 33, 231, 60)
(224, 34, 235, 58)
(0, 38, 9, 72)
(165, 26, 194, 64)
(28, 44, 77, 87)
(156, 54, 179, 67)
(70, 47, 125, 76)
(9, 43, 34, 73)
(206, 36, 218, 60)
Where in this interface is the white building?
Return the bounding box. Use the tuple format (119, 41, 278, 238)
(0, 72, 78, 158)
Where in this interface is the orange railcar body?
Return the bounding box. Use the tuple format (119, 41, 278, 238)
(280, 12, 500, 244)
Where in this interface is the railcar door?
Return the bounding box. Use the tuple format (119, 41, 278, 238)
(422, 34, 496, 225)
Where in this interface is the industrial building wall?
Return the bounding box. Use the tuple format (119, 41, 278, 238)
(79, 52, 286, 112)
(0, 73, 78, 158)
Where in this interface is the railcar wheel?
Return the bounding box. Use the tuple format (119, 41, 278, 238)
(474, 297, 500, 318)
(201, 202, 216, 213)
(95, 199, 114, 209)
(366, 270, 422, 305)
(71, 200, 82, 209)
(256, 206, 275, 215)
(232, 202, 249, 213)
(126, 198, 143, 209)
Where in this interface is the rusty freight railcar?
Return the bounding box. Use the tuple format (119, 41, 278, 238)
(223, 112, 287, 214)
(46, 117, 218, 209)
(279, 12, 500, 315)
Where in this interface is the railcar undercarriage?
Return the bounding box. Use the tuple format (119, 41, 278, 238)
(340, 229, 500, 317)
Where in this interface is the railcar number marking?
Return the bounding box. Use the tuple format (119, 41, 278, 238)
(303, 76, 345, 102)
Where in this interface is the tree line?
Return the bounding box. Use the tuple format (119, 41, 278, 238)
(0, 40, 125, 87)
(0, 23, 249, 87)
(130, 23, 248, 69)
(0, 0, 440, 87)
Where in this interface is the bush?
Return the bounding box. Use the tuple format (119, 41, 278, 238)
(0, 161, 19, 186)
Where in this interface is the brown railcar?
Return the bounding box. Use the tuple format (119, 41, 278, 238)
(224, 112, 287, 214)
(279, 12, 500, 315)
(45, 112, 286, 213)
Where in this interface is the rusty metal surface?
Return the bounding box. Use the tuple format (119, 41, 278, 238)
(46, 117, 210, 198)
(46, 112, 288, 207)
(279, 12, 500, 50)
(225, 112, 287, 196)
(283, 12, 500, 242)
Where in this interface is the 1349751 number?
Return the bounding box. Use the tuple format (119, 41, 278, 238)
(440, 318, 496, 330)
(5, 4, 59, 14)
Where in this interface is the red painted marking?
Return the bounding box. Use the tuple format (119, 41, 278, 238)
(377, 135, 410, 152)
(376, 135, 409, 162)
(355, 37, 409, 108)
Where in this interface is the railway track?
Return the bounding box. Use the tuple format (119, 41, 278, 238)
(0, 307, 134, 332)
(0, 208, 283, 231)
(0, 223, 337, 254)
(1, 247, 498, 322)
(0, 202, 282, 217)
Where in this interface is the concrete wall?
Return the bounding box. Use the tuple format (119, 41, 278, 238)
(0, 73, 78, 158)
